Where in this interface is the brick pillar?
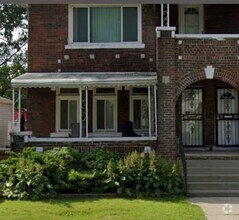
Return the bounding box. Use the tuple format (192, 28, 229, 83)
(156, 27, 178, 160)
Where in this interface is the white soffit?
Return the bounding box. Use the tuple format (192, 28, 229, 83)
(11, 72, 157, 88)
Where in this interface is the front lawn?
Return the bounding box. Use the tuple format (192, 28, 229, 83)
(0, 197, 205, 220)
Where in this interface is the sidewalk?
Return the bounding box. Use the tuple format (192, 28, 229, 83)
(188, 197, 239, 220)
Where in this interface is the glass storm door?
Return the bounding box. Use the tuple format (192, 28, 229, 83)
(217, 89, 239, 146)
(181, 89, 203, 146)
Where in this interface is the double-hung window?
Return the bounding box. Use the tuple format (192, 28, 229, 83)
(67, 5, 143, 48)
(56, 89, 79, 131)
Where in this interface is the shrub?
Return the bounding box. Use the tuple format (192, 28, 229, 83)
(81, 148, 121, 171)
(2, 154, 56, 200)
(106, 151, 183, 197)
(0, 147, 82, 200)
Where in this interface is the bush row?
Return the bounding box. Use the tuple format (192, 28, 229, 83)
(0, 147, 183, 200)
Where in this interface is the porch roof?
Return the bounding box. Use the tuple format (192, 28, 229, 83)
(11, 72, 157, 88)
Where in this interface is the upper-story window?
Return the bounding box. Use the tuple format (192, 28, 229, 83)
(179, 5, 204, 34)
(67, 5, 144, 49)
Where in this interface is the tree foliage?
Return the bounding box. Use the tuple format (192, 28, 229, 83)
(0, 4, 27, 99)
(0, 4, 27, 66)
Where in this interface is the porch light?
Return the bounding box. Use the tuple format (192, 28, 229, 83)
(205, 65, 215, 79)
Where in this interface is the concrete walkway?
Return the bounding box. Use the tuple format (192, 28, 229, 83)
(188, 198, 239, 220)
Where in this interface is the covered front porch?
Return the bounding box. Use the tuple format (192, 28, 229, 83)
(11, 72, 158, 150)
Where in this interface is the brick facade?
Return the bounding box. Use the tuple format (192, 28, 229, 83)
(24, 4, 239, 160)
(28, 4, 159, 73)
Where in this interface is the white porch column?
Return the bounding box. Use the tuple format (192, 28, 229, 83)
(154, 85, 157, 136)
(79, 88, 82, 138)
(85, 86, 88, 138)
(12, 88, 15, 131)
(18, 88, 21, 132)
(148, 85, 152, 136)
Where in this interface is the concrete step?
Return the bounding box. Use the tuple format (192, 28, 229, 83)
(188, 182, 239, 191)
(188, 174, 239, 182)
(186, 160, 239, 167)
(189, 190, 239, 197)
(185, 158, 239, 197)
(187, 167, 239, 175)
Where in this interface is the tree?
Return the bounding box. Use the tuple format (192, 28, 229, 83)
(0, 4, 27, 66)
(0, 4, 27, 99)
(0, 53, 26, 99)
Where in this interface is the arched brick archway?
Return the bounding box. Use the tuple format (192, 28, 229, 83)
(176, 69, 239, 148)
(176, 69, 239, 99)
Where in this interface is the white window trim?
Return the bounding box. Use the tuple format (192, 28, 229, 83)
(66, 4, 144, 49)
(130, 95, 149, 131)
(56, 96, 80, 132)
(93, 96, 118, 132)
(178, 4, 204, 34)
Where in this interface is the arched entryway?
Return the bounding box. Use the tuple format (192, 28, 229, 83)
(177, 79, 239, 148)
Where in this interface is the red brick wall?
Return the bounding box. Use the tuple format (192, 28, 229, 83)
(176, 38, 239, 97)
(27, 88, 56, 136)
(28, 4, 159, 73)
(158, 30, 239, 154)
(204, 5, 239, 34)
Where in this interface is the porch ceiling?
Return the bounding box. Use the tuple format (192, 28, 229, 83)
(11, 72, 157, 88)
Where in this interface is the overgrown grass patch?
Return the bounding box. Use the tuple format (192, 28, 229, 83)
(0, 197, 205, 220)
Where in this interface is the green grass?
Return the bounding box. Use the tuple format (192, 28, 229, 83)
(0, 197, 205, 220)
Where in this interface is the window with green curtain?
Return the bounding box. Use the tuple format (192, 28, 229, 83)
(90, 7, 121, 42)
(73, 6, 139, 43)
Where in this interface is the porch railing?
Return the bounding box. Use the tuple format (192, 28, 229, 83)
(178, 136, 187, 194)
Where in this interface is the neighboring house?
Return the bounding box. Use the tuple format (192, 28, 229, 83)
(0, 97, 11, 148)
(11, 2, 239, 159)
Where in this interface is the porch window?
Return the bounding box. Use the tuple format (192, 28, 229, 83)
(179, 5, 204, 34)
(131, 97, 149, 130)
(130, 88, 149, 130)
(94, 96, 117, 132)
(56, 97, 79, 131)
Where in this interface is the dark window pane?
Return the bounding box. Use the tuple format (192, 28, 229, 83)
(69, 100, 77, 126)
(132, 87, 148, 94)
(123, 7, 138, 41)
(73, 8, 88, 42)
(133, 100, 141, 129)
(105, 100, 114, 129)
(97, 100, 105, 129)
(96, 88, 115, 94)
(61, 100, 68, 129)
(60, 88, 79, 94)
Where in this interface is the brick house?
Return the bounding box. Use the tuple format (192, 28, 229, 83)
(11, 2, 239, 159)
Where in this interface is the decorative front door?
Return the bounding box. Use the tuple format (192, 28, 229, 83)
(181, 88, 203, 146)
(217, 88, 239, 146)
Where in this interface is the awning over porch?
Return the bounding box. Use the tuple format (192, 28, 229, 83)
(11, 72, 157, 88)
